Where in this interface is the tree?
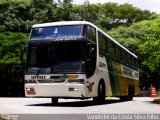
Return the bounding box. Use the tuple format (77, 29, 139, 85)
(0, 32, 28, 64)
(0, 1, 32, 32)
(139, 19, 160, 72)
(98, 3, 154, 30)
(30, 0, 59, 23)
(71, 2, 100, 24)
(56, 0, 73, 21)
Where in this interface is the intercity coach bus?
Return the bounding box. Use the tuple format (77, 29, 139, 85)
(21, 21, 139, 104)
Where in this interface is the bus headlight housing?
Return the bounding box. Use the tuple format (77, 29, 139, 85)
(26, 87, 36, 95)
(68, 79, 84, 84)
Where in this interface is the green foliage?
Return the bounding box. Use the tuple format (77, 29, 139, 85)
(139, 19, 160, 72)
(30, 0, 59, 23)
(0, 32, 28, 64)
(0, 0, 32, 32)
(98, 3, 154, 30)
(56, 0, 73, 21)
(71, 2, 100, 23)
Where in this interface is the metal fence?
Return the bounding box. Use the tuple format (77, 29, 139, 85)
(0, 64, 25, 97)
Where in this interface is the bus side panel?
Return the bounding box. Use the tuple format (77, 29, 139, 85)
(106, 57, 139, 96)
(117, 64, 128, 96)
(133, 80, 139, 96)
(107, 58, 120, 96)
(118, 64, 139, 96)
(98, 55, 113, 97)
(118, 75, 127, 95)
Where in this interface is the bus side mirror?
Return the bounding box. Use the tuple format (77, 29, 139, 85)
(20, 47, 28, 64)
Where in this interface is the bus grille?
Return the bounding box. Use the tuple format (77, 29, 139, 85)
(37, 79, 65, 83)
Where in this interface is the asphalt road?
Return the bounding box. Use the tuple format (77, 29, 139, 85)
(0, 97, 159, 120)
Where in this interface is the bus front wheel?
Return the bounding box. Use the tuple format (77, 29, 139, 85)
(93, 80, 106, 103)
(51, 97, 58, 104)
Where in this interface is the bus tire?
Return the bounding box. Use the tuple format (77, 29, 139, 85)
(128, 85, 134, 101)
(51, 97, 58, 104)
(93, 80, 105, 103)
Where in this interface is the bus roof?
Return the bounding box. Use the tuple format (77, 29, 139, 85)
(32, 21, 95, 28)
(32, 21, 137, 58)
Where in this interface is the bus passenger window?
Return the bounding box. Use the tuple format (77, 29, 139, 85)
(98, 32, 107, 54)
(127, 54, 131, 66)
(108, 41, 115, 58)
(116, 47, 122, 61)
(134, 58, 138, 69)
(131, 56, 134, 67)
(122, 51, 127, 64)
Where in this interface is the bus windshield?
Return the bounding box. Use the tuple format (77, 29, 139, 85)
(30, 25, 83, 40)
(26, 42, 85, 74)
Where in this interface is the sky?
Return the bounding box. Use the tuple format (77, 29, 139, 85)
(70, 0, 160, 13)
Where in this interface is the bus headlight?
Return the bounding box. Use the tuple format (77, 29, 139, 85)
(26, 87, 36, 95)
(68, 79, 84, 84)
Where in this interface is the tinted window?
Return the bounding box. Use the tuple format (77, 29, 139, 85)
(98, 32, 107, 54)
(134, 58, 138, 69)
(131, 56, 133, 67)
(86, 25, 96, 43)
(116, 46, 122, 61)
(30, 25, 83, 40)
(108, 41, 115, 57)
(122, 51, 127, 64)
(127, 54, 132, 66)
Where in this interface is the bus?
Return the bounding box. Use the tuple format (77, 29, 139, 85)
(21, 21, 139, 104)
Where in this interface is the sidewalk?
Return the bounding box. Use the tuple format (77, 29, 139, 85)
(133, 97, 156, 102)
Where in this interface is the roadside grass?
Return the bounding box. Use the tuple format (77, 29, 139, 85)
(153, 95, 160, 104)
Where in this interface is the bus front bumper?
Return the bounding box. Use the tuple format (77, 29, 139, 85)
(25, 83, 88, 98)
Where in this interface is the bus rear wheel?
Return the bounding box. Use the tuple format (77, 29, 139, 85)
(93, 81, 105, 103)
(51, 97, 58, 104)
